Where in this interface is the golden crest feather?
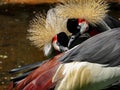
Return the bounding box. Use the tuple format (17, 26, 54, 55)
(27, 14, 57, 49)
(27, 8, 70, 50)
(56, 0, 109, 25)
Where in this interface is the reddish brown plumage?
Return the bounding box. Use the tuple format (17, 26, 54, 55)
(7, 82, 14, 90)
(13, 53, 63, 90)
(23, 65, 59, 90)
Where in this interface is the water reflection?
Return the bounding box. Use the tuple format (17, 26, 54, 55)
(0, 3, 119, 90)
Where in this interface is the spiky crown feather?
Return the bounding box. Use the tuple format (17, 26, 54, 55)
(57, 0, 109, 25)
(28, 14, 55, 49)
(27, 11, 69, 50)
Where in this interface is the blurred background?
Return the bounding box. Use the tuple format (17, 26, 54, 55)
(0, 0, 120, 90)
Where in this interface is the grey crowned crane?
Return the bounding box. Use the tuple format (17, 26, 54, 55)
(7, 0, 120, 90)
(8, 27, 120, 90)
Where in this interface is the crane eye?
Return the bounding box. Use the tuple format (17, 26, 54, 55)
(77, 25, 81, 30)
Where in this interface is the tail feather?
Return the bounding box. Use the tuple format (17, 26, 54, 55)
(15, 53, 63, 90)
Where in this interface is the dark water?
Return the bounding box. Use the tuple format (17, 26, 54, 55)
(0, 3, 54, 90)
(0, 3, 119, 90)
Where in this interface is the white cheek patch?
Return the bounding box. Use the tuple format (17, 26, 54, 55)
(52, 41, 60, 51)
(79, 22, 89, 34)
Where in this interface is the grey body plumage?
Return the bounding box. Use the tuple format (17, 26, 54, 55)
(59, 28, 120, 67)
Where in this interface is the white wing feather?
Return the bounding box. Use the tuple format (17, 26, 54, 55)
(53, 62, 120, 90)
